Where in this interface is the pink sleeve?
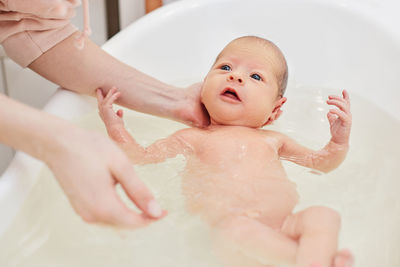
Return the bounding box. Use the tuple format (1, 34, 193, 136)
(0, 0, 78, 67)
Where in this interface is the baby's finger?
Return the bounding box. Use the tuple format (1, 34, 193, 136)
(326, 99, 350, 114)
(96, 88, 105, 104)
(327, 112, 337, 126)
(342, 90, 350, 100)
(106, 91, 121, 106)
(328, 95, 346, 102)
(329, 109, 351, 124)
(117, 109, 124, 118)
(342, 90, 350, 102)
(104, 87, 118, 103)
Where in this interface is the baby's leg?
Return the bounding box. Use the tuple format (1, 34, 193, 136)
(213, 215, 298, 266)
(281, 206, 341, 267)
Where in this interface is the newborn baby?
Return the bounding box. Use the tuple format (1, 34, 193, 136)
(97, 36, 353, 267)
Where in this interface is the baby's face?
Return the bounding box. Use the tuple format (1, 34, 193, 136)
(201, 39, 285, 128)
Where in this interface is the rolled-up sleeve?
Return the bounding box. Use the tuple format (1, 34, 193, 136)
(0, 0, 77, 67)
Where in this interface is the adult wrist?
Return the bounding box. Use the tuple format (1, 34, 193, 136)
(40, 119, 81, 167)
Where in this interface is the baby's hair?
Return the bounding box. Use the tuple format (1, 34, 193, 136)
(217, 36, 289, 97)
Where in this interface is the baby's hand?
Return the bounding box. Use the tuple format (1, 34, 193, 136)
(326, 90, 352, 145)
(96, 87, 124, 128)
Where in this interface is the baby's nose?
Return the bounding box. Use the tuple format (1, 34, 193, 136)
(228, 74, 244, 84)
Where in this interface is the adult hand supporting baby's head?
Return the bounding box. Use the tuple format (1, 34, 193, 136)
(44, 125, 165, 228)
(177, 82, 210, 128)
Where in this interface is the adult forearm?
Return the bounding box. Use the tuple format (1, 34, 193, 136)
(0, 93, 72, 163)
(29, 32, 183, 119)
(0, 94, 166, 225)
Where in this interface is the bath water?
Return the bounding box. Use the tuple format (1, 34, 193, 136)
(0, 86, 399, 267)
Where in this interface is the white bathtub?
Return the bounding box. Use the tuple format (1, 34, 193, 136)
(1, 0, 400, 266)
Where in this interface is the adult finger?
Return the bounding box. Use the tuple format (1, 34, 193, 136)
(46, 1, 75, 18)
(96, 188, 158, 228)
(66, 0, 82, 8)
(111, 159, 165, 219)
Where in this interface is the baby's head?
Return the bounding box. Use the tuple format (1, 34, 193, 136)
(201, 36, 288, 128)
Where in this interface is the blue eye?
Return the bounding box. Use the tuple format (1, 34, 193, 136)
(251, 73, 262, 81)
(220, 65, 231, 71)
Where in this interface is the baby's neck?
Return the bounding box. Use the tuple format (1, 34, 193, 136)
(207, 119, 261, 131)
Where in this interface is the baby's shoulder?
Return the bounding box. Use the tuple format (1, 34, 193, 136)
(256, 129, 288, 147)
(257, 129, 285, 139)
(173, 127, 205, 144)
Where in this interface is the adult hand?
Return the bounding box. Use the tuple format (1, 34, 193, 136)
(176, 82, 210, 128)
(8, 0, 80, 19)
(45, 125, 166, 227)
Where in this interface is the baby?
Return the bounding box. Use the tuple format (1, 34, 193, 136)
(97, 36, 353, 267)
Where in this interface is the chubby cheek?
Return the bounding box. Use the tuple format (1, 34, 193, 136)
(245, 107, 269, 126)
(246, 98, 274, 126)
(200, 86, 212, 107)
(201, 77, 218, 105)
(201, 93, 220, 118)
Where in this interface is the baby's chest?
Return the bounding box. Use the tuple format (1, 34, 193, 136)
(194, 132, 280, 166)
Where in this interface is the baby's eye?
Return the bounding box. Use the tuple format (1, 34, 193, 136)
(250, 73, 262, 81)
(220, 65, 231, 71)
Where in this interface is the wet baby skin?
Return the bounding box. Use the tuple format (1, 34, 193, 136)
(97, 37, 354, 267)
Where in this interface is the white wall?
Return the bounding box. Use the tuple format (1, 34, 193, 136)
(118, 0, 183, 30)
(119, 0, 146, 30)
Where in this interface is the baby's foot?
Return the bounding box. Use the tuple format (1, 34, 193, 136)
(333, 249, 354, 267)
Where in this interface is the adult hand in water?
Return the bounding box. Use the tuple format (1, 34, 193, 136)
(44, 124, 167, 227)
(0, 94, 165, 227)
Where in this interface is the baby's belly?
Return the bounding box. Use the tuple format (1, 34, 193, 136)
(182, 169, 299, 228)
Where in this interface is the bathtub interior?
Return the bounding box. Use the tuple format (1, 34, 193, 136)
(1, 0, 400, 266)
(103, 0, 400, 119)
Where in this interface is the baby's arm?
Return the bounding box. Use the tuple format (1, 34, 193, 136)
(97, 87, 193, 165)
(278, 90, 351, 172)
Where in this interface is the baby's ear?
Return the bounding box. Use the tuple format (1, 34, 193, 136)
(263, 97, 287, 126)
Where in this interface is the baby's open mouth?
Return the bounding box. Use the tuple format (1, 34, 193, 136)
(221, 87, 241, 101)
